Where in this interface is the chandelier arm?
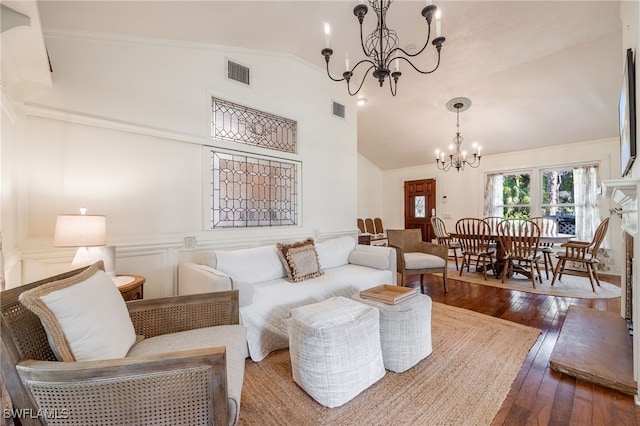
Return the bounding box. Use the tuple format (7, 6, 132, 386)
(347, 64, 376, 96)
(398, 51, 442, 75)
(351, 58, 377, 73)
(325, 67, 348, 82)
(387, 27, 433, 60)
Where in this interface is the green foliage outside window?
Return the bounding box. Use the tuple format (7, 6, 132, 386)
(502, 174, 531, 219)
(541, 169, 575, 217)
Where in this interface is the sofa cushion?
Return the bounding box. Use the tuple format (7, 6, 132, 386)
(276, 238, 323, 282)
(240, 264, 394, 362)
(315, 236, 357, 269)
(19, 262, 136, 362)
(404, 252, 446, 269)
(215, 245, 286, 285)
(127, 324, 248, 426)
(348, 251, 390, 270)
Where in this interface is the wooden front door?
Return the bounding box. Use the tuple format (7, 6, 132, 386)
(404, 179, 436, 242)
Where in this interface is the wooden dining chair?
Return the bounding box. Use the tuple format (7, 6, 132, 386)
(430, 216, 460, 270)
(374, 218, 384, 235)
(551, 217, 610, 291)
(362, 218, 387, 245)
(357, 218, 366, 234)
(455, 218, 496, 280)
(530, 216, 559, 279)
(364, 218, 376, 234)
(496, 219, 542, 287)
(483, 216, 503, 234)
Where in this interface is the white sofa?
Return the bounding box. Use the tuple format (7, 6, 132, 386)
(178, 236, 397, 361)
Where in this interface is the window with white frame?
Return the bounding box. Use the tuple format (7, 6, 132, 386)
(484, 171, 532, 218)
(484, 164, 600, 241)
(207, 97, 299, 229)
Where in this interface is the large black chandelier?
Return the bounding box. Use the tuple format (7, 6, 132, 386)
(321, 0, 445, 97)
(435, 97, 482, 172)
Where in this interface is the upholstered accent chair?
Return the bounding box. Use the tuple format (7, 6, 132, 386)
(387, 229, 448, 293)
(551, 217, 610, 291)
(1, 263, 246, 426)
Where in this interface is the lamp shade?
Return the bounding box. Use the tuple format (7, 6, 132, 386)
(54, 215, 106, 247)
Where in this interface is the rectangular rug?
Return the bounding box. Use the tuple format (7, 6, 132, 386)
(441, 262, 621, 299)
(238, 302, 541, 425)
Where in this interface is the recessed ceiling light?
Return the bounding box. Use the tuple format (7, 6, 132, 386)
(357, 98, 368, 106)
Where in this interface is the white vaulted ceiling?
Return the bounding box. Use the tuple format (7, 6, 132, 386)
(36, 0, 623, 170)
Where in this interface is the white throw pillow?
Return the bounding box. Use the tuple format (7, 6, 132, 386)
(215, 245, 286, 285)
(315, 236, 357, 269)
(19, 262, 136, 362)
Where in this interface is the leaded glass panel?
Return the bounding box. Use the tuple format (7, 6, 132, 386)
(415, 196, 425, 218)
(211, 97, 297, 153)
(210, 150, 298, 228)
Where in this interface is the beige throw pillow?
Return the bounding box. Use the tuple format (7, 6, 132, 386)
(276, 238, 323, 282)
(19, 262, 136, 362)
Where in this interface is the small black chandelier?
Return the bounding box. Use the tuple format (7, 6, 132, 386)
(321, 0, 446, 96)
(435, 97, 482, 172)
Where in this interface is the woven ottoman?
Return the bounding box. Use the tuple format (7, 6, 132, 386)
(352, 292, 432, 372)
(287, 296, 385, 408)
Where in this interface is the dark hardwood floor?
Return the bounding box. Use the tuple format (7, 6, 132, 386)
(406, 273, 640, 425)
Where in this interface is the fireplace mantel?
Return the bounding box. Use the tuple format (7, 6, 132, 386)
(602, 179, 640, 236)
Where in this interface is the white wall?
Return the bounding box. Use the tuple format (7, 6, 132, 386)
(357, 153, 384, 219)
(356, 137, 622, 272)
(3, 30, 358, 295)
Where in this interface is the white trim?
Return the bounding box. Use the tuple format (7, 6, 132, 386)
(1, 90, 17, 123)
(43, 29, 325, 73)
(23, 103, 208, 145)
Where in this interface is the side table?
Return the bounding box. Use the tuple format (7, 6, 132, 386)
(113, 275, 145, 301)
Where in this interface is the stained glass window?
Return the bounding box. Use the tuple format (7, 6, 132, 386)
(211, 97, 297, 153)
(415, 196, 426, 218)
(209, 150, 298, 228)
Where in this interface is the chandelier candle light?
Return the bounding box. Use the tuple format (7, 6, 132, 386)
(321, 0, 446, 96)
(435, 97, 482, 171)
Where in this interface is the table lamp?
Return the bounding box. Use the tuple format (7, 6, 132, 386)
(54, 209, 115, 277)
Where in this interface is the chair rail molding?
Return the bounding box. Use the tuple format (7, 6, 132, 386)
(602, 179, 640, 236)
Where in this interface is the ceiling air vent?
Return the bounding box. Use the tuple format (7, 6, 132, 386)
(227, 60, 250, 86)
(332, 101, 346, 119)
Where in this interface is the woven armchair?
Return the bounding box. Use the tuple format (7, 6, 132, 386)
(387, 229, 448, 293)
(1, 265, 243, 426)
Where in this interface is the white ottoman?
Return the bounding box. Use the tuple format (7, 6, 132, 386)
(287, 296, 386, 408)
(352, 293, 432, 373)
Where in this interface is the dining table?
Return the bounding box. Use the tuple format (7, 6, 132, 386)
(449, 231, 576, 279)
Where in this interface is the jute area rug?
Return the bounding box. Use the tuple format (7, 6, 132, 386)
(442, 262, 621, 299)
(238, 302, 541, 426)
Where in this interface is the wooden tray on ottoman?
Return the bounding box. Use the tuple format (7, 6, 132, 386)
(359, 285, 417, 305)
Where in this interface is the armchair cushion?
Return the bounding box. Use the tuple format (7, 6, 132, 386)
(127, 324, 248, 426)
(404, 252, 447, 269)
(18, 262, 136, 362)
